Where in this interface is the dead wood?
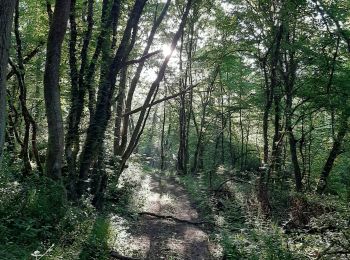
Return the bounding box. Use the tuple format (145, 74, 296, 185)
(138, 211, 213, 226)
(110, 251, 141, 260)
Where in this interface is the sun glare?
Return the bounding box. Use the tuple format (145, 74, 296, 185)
(162, 45, 173, 57)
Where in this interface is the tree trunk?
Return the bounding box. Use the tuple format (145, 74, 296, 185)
(261, 58, 272, 165)
(120, 0, 171, 157)
(77, 0, 147, 197)
(317, 112, 349, 193)
(119, 0, 193, 177)
(65, 0, 115, 178)
(282, 22, 302, 192)
(177, 33, 188, 175)
(258, 24, 283, 215)
(160, 86, 167, 170)
(43, 0, 71, 180)
(0, 0, 16, 163)
(114, 67, 127, 156)
(269, 89, 282, 180)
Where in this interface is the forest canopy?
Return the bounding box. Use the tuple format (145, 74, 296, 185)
(0, 0, 349, 259)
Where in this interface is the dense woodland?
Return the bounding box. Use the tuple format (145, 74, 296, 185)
(0, 0, 350, 259)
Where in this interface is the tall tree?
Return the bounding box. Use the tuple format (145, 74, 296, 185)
(0, 0, 16, 163)
(119, 0, 194, 176)
(77, 0, 148, 197)
(317, 111, 349, 193)
(43, 0, 71, 180)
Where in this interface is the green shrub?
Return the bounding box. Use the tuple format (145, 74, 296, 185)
(79, 216, 110, 260)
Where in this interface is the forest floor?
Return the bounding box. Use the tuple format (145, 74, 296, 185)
(109, 162, 221, 259)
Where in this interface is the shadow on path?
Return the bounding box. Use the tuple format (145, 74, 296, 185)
(111, 171, 216, 259)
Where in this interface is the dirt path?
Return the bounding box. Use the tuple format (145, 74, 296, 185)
(110, 166, 220, 259)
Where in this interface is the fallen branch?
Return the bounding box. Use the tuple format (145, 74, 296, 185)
(138, 211, 213, 226)
(110, 251, 141, 260)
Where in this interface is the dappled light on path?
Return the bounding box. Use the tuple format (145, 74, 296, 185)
(110, 163, 219, 259)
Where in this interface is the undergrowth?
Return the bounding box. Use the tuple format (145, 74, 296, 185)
(0, 156, 133, 260)
(178, 166, 350, 259)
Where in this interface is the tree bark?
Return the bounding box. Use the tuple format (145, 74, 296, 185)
(0, 0, 16, 163)
(317, 112, 349, 193)
(192, 69, 217, 174)
(77, 0, 147, 197)
(43, 0, 71, 180)
(280, 15, 303, 192)
(261, 58, 272, 165)
(177, 33, 188, 175)
(65, 0, 116, 179)
(114, 67, 127, 156)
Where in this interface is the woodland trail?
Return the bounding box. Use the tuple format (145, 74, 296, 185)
(111, 165, 220, 260)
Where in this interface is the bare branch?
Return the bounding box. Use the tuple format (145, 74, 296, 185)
(123, 84, 199, 117)
(124, 50, 162, 66)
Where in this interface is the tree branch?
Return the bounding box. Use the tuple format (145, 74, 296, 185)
(124, 50, 162, 66)
(7, 42, 44, 80)
(123, 83, 199, 117)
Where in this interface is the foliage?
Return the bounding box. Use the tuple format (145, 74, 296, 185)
(1, 0, 350, 258)
(0, 154, 114, 259)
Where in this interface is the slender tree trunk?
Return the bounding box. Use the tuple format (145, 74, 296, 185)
(221, 84, 226, 165)
(317, 112, 349, 193)
(239, 86, 244, 170)
(261, 59, 272, 165)
(120, 0, 171, 156)
(147, 105, 159, 158)
(299, 114, 306, 180)
(77, 0, 147, 197)
(282, 22, 303, 191)
(65, 0, 79, 180)
(244, 114, 251, 169)
(114, 67, 127, 156)
(43, 0, 71, 180)
(160, 86, 167, 170)
(307, 115, 313, 190)
(269, 89, 282, 180)
(229, 112, 235, 166)
(177, 33, 187, 175)
(0, 0, 16, 163)
(119, 0, 193, 177)
(13, 1, 31, 175)
(258, 24, 283, 216)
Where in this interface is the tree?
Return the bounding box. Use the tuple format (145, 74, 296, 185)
(0, 0, 16, 163)
(43, 0, 71, 180)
